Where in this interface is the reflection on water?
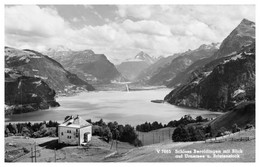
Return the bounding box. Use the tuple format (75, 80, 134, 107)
(5, 89, 222, 125)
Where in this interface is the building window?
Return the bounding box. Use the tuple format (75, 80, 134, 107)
(67, 130, 71, 133)
(67, 136, 71, 139)
(61, 132, 63, 135)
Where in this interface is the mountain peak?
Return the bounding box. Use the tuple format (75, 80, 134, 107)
(235, 18, 255, 31)
(214, 18, 255, 59)
(135, 51, 148, 59)
(82, 49, 95, 55)
(47, 45, 71, 52)
(197, 42, 220, 50)
(134, 51, 155, 64)
(240, 18, 255, 26)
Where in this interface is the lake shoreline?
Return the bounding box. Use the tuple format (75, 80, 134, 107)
(5, 89, 222, 126)
(56, 85, 168, 97)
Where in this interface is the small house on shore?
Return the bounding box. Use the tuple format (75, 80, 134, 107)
(58, 115, 92, 145)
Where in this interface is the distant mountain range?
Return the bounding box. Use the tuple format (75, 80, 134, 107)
(135, 53, 180, 83)
(116, 51, 156, 81)
(164, 19, 255, 112)
(143, 43, 219, 86)
(46, 49, 126, 84)
(5, 47, 94, 93)
(135, 19, 255, 89)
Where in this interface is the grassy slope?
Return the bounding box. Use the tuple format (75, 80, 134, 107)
(108, 129, 255, 162)
(5, 136, 134, 162)
(209, 101, 255, 135)
(5, 129, 255, 162)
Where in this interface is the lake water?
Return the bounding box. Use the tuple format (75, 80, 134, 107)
(5, 89, 222, 126)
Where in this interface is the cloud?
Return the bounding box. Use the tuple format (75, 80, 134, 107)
(93, 11, 103, 20)
(5, 5, 66, 38)
(180, 20, 219, 42)
(117, 5, 255, 40)
(83, 5, 94, 10)
(5, 5, 255, 64)
(117, 5, 153, 19)
(71, 17, 80, 22)
(122, 19, 172, 36)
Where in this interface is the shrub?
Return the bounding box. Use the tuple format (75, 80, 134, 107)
(132, 138, 143, 147)
(22, 147, 30, 153)
(245, 124, 254, 129)
(204, 125, 212, 137)
(43, 128, 57, 137)
(120, 125, 137, 143)
(232, 124, 241, 133)
(6, 123, 18, 134)
(32, 131, 41, 138)
(188, 126, 206, 141)
(172, 125, 190, 142)
(103, 126, 112, 142)
(219, 127, 227, 133)
(223, 131, 231, 135)
(216, 127, 227, 137)
(137, 115, 207, 132)
(167, 120, 178, 127)
(172, 125, 206, 142)
(195, 116, 203, 122)
(94, 119, 106, 127)
(92, 125, 103, 136)
(21, 126, 31, 136)
(108, 121, 120, 140)
(216, 131, 224, 137)
(5, 126, 10, 137)
(93, 122, 140, 146)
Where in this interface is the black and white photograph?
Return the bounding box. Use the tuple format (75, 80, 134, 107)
(3, 0, 257, 163)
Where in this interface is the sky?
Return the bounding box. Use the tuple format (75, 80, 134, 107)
(5, 5, 255, 64)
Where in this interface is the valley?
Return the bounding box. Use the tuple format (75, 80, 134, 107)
(4, 6, 256, 163)
(5, 18, 255, 136)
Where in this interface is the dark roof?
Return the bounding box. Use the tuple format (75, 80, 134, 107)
(59, 115, 92, 128)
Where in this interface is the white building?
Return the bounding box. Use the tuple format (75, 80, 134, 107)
(58, 115, 92, 145)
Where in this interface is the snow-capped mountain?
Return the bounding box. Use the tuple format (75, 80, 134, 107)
(116, 51, 155, 81)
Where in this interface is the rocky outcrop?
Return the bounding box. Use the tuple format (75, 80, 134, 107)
(5, 69, 60, 115)
(214, 19, 255, 59)
(146, 43, 219, 86)
(165, 43, 255, 112)
(167, 19, 255, 88)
